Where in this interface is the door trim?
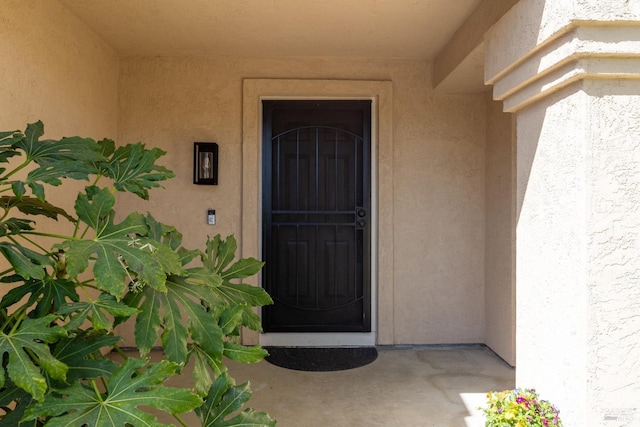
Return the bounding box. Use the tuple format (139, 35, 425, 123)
(241, 79, 394, 346)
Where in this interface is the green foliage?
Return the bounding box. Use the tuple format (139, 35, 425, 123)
(196, 375, 275, 427)
(0, 123, 275, 426)
(23, 358, 202, 427)
(0, 315, 68, 402)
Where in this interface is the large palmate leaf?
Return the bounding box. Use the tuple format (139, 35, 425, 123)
(0, 275, 79, 317)
(131, 275, 224, 364)
(184, 266, 224, 288)
(51, 332, 119, 382)
(126, 235, 271, 396)
(212, 278, 270, 333)
(16, 122, 104, 166)
(200, 236, 272, 333)
(202, 235, 238, 274)
(222, 342, 267, 364)
(0, 129, 22, 164)
(19, 160, 94, 201)
(0, 218, 34, 237)
(203, 235, 266, 283)
(56, 294, 138, 331)
(0, 195, 74, 221)
(0, 242, 50, 280)
(73, 185, 123, 233)
(9, 121, 105, 200)
(196, 375, 275, 427)
(0, 382, 35, 427)
(145, 213, 198, 260)
(213, 282, 271, 311)
(23, 358, 202, 427)
(189, 344, 227, 395)
(0, 315, 68, 401)
(98, 142, 175, 200)
(58, 187, 181, 295)
(0, 122, 274, 425)
(185, 305, 262, 395)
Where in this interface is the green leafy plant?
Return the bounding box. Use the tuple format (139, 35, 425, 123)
(481, 388, 563, 427)
(0, 122, 276, 426)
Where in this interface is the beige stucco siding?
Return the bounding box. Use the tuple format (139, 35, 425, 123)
(487, 1, 640, 423)
(0, 0, 118, 238)
(116, 56, 488, 346)
(0, 0, 514, 360)
(0, 0, 118, 139)
(484, 95, 515, 366)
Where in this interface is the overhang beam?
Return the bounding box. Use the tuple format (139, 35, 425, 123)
(433, 0, 519, 90)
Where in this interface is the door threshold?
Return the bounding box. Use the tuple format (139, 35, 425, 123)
(259, 332, 376, 347)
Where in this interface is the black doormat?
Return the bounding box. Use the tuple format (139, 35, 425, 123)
(264, 347, 378, 371)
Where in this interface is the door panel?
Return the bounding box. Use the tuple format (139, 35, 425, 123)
(262, 100, 371, 332)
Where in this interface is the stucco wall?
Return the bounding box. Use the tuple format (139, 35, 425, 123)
(0, 0, 503, 350)
(0, 0, 119, 237)
(486, 0, 640, 86)
(484, 95, 515, 366)
(486, 1, 640, 424)
(515, 86, 590, 426)
(116, 56, 487, 345)
(0, 0, 118, 139)
(585, 81, 640, 425)
(513, 78, 640, 427)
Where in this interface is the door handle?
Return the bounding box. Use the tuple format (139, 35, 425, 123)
(357, 219, 367, 228)
(357, 209, 367, 218)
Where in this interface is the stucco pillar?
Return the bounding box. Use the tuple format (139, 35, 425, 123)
(485, 1, 640, 426)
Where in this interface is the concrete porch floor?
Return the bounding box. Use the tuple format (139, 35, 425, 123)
(145, 345, 514, 426)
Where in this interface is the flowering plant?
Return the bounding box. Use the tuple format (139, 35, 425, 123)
(481, 388, 563, 427)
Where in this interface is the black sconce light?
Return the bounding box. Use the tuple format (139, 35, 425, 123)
(193, 142, 218, 185)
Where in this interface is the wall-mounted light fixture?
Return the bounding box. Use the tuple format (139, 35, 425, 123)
(193, 142, 218, 185)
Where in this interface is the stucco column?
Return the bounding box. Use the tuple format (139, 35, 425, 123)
(485, 1, 640, 426)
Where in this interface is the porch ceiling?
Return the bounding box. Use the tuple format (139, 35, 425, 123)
(57, 0, 482, 60)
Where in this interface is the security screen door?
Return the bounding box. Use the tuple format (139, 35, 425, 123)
(262, 100, 371, 332)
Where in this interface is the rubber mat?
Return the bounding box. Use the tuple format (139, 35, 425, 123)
(263, 347, 378, 371)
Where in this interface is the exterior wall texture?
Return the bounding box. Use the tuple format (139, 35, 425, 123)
(0, 0, 118, 140)
(0, 0, 516, 369)
(516, 86, 591, 426)
(115, 56, 489, 347)
(0, 0, 118, 239)
(487, 0, 640, 425)
(585, 82, 640, 425)
(484, 95, 515, 366)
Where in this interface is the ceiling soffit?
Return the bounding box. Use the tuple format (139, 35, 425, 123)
(58, 0, 482, 60)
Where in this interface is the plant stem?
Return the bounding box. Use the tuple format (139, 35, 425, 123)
(21, 231, 77, 241)
(0, 266, 15, 277)
(0, 207, 9, 223)
(79, 224, 92, 239)
(173, 414, 189, 427)
(91, 174, 103, 188)
(15, 233, 49, 254)
(8, 308, 27, 335)
(78, 279, 99, 289)
(0, 309, 16, 332)
(90, 380, 104, 402)
(79, 285, 94, 302)
(112, 345, 129, 361)
(1, 158, 30, 180)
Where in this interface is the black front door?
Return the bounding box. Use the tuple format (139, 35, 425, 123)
(262, 100, 371, 332)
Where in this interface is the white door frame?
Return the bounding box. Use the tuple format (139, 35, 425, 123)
(241, 79, 394, 347)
